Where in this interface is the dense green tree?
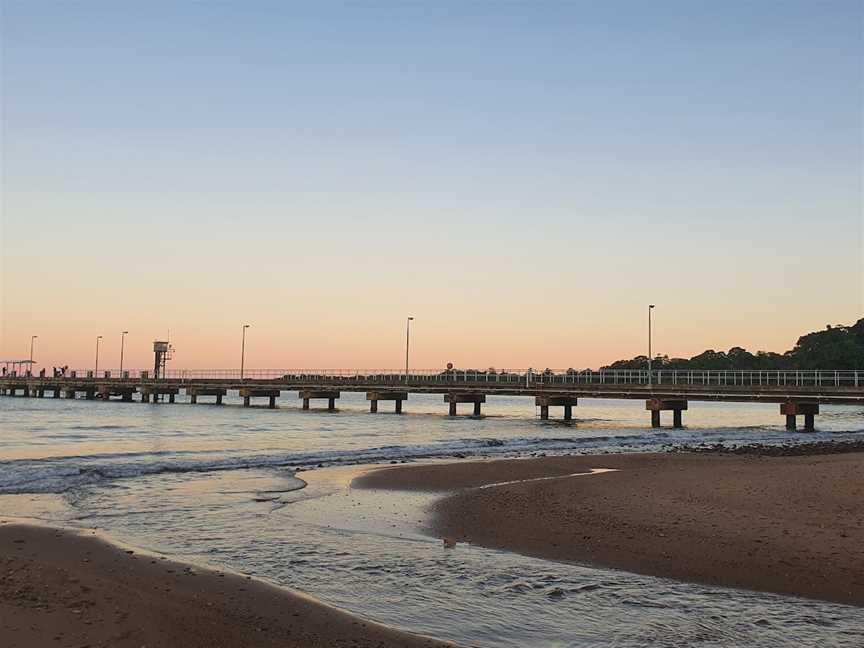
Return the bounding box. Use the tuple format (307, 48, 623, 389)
(601, 318, 864, 370)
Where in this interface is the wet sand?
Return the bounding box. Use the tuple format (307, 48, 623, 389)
(356, 451, 864, 607)
(0, 522, 456, 648)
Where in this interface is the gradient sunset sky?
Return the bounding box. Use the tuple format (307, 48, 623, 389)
(1, 1, 862, 372)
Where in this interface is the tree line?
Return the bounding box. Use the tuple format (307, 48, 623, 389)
(602, 318, 864, 371)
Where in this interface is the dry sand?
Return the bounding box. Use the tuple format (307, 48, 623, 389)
(0, 522, 457, 648)
(356, 451, 864, 607)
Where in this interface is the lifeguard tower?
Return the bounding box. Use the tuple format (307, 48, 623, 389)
(152, 340, 174, 380)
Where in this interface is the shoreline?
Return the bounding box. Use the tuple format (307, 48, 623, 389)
(0, 521, 457, 648)
(354, 448, 864, 607)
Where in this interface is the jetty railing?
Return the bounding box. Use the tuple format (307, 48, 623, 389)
(35, 369, 863, 388)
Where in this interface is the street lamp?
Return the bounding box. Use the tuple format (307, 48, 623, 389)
(648, 305, 655, 387)
(29, 335, 37, 376)
(240, 324, 250, 381)
(405, 317, 414, 381)
(95, 335, 103, 377)
(120, 331, 129, 378)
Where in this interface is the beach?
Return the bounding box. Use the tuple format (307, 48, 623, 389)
(355, 448, 864, 607)
(0, 522, 455, 648)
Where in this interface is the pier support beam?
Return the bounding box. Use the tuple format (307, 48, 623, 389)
(185, 387, 227, 405)
(366, 391, 408, 414)
(239, 388, 280, 409)
(445, 393, 486, 417)
(535, 396, 578, 422)
(780, 402, 819, 432)
(98, 386, 137, 402)
(299, 390, 340, 412)
(140, 386, 179, 404)
(646, 399, 688, 428)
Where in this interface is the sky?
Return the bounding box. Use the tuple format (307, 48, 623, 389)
(1, 1, 862, 372)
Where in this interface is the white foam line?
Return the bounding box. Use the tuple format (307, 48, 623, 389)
(475, 467, 619, 489)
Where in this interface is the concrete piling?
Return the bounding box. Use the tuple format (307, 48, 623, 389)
(781, 402, 819, 432)
(299, 390, 340, 411)
(185, 387, 227, 405)
(535, 396, 578, 422)
(239, 388, 280, 409)
(646, 399, 687, 428)
(445, 393, 485, 417)
(366, 392, 407, 414)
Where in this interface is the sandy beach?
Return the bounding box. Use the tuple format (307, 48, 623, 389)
(0, 522, 456, 648)
(356, 449, 864, 607)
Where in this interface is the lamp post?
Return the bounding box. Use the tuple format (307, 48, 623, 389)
(120, 331, 129, 378)
(405, 317, 414, 381)
(647, 305, 655, 387)
(240, 324, 250, 381)
(95, 335, 103, 377)
(29, 335, 37, 376)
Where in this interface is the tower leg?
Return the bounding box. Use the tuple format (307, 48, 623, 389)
(540, 405, 549, 420)
(328, 397, 336, 411)
(449, 402, 457, 416)
(395, 400, 403, 414)
(370, 400, 378, 413)
(473, 401, 481, 416)
(564, 405, 572, 421)
(673, 409, 683, 428)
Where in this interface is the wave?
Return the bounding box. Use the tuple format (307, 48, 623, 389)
(2, 428, 862, 496)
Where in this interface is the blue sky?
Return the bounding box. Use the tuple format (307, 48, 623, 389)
(1, 1, 862, 369)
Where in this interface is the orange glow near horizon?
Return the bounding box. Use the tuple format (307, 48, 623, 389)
(3, 290, 861, 373)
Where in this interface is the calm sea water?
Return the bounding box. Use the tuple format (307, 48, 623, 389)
(1, 393, 863, 647)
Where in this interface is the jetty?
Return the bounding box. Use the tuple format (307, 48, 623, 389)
(1, 368, 861, 431)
